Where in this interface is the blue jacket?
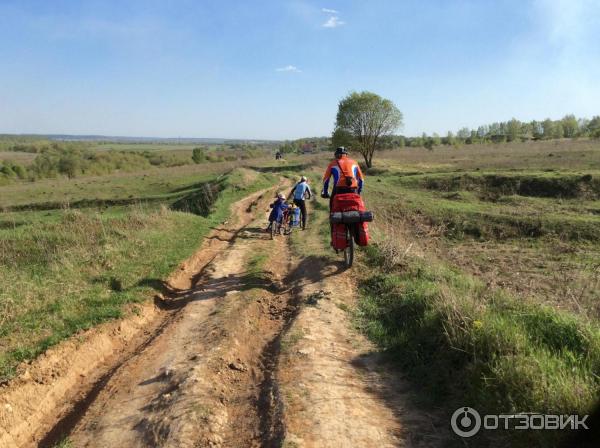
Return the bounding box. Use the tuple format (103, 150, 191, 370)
(268, 198, 288, 222)
(290, 181, 312, 201)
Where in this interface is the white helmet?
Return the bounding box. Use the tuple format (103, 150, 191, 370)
(277, 192, 285, 199)
(300, 176, 307, 182)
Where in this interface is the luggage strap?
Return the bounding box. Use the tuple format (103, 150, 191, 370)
(336, 160, 355, 186)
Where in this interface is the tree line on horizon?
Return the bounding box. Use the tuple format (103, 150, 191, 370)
(279, 113, 600, 159)
(383, 114, 600, 150)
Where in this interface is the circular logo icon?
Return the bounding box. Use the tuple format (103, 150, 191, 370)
(451, 407, 482, 438)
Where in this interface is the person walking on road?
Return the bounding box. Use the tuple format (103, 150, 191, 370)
(288, 176, 312, 230)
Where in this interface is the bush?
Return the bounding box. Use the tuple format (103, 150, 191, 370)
(192, 147, 207, 163)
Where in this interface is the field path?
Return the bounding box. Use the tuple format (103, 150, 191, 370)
(3, 188, 443, 447)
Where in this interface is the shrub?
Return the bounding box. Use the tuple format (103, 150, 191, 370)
(192, 147, 207, 163)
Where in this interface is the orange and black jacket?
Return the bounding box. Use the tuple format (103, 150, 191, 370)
(322, 156, 364, 195)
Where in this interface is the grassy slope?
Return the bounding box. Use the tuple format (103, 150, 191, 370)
(353, 142, 600, 447)
(0, 161, 242, 210)
(0, 167, 274, 381)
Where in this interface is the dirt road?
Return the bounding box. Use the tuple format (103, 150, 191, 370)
(1, 189, 445, 447)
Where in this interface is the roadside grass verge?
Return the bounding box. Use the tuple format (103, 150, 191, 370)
(0, 168, 274, 382)
(357, 159, 600, 446)
(356, 240, 600, 447)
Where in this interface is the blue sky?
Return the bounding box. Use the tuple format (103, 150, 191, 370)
(1, 0, 599, 139)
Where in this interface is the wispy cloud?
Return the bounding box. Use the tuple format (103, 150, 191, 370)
(276, 65, 301, 73)
(322, 16, 345, 28)
(322, 8, 338, 14)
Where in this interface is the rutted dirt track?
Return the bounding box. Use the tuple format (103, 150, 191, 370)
(1, 189, 445, 447)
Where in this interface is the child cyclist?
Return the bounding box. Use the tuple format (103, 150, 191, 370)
(266, 192, 289, 233)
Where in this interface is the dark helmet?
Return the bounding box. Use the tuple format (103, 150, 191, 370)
(334, 146, 348, 157)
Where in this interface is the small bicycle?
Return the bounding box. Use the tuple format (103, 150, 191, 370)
(270, 204, 301, 239)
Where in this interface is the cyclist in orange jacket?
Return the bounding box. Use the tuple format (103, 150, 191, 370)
(321, 147, 364, 208)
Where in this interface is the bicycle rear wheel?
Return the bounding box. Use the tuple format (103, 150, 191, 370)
(344, 225, 354, 268)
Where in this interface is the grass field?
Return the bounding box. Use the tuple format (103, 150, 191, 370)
(356, 140, 600, 446)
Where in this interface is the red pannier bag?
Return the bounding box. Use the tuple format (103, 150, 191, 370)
(332, 193, 365, 213)
(356, 221, 369, 246)
(331, 193, 370, 248)
(331, 223, 348, 250)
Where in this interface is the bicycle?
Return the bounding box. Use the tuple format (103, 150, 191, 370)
(330, 209, 373, 268)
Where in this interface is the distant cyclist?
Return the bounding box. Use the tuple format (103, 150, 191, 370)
(321, 147, 364, 208)
(288, 176, 312, 230)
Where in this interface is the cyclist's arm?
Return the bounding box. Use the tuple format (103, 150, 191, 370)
(322, 165, 333, 196)
(306, 185, 312, 199)
(355, 165, 365, 194)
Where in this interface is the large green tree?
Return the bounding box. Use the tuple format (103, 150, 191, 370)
(332, 91, 402, 168)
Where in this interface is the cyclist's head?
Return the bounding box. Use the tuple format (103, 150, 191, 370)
(334, 146, 348, 159)
(300, 176, 307, 182)
(277, 192, 285, 200)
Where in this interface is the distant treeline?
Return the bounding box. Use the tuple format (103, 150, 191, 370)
(276, 115, 600, 155)
(0, 143, 265, 185)
(384, 115, 600, 149)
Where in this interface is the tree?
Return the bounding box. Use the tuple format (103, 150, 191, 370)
(588, 116, 600, 139)
(477, 126, 487, 141)
(530, 120, 543, 140)
(457, 127, 470, 140)
(552, 122, 564, 139)
(542, 119, 555, 140)
(445, 131, 456, 146)
(331, 127, 357, 149)
(58, 154, 80, 178)
(561, 114, 579, 138)
(506, 118, 521, 142)
(333, 91, 402, 167)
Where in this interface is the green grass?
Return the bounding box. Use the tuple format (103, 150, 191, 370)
(0, 162, 238, 210)
(52, 438, 73, 448)
(348, 142, 600, 446)
(0, 168, 275, 381)
(357, 245, 600, 447)
(367, 170, 600, 241)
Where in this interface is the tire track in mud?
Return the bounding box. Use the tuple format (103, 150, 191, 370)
(38, 311, 180, 448)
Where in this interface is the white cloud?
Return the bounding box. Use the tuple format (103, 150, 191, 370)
(322, 16, 345, 28)
(276, 65, 301, 73)
(322, 8, 339, 14)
